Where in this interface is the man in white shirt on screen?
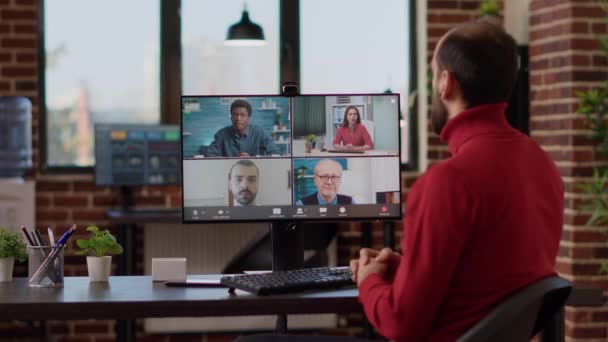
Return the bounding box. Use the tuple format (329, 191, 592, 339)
(228, 160, 260, 206)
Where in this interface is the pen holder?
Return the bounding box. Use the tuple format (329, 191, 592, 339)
(28, 245, 65, 287)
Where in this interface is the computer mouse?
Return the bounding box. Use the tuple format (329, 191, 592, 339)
(321, 148, 327, 152)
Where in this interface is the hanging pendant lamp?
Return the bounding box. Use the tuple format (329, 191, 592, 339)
(225, 4, 266, 47)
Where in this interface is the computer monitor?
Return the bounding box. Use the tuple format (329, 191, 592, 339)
(181, 94, 401, 223)
(94, 123, 181, 186)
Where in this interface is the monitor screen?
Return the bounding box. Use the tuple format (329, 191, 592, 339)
(181, 94, 401, 223)
(95, 123, 181, 186)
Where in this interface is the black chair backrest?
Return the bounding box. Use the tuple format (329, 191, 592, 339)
(458, 276, 572, 342)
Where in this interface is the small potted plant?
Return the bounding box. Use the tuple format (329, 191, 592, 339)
(0, 226, 27, 282)
(76, 226, 123, 282)
(305, 134, 317, 153)
(478, 0, 502, 26)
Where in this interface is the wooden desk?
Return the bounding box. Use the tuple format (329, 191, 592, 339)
(0, 276, 361, 321)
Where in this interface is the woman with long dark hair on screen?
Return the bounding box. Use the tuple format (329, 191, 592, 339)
(332, 105, 374, 151)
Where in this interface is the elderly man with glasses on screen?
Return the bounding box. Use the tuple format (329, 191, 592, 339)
(296, 159, 354, 205)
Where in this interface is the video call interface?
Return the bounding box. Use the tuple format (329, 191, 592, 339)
(181, 94, 402, 222)
(95, 124, 181, 186)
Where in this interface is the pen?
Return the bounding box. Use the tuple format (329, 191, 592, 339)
(55, 224, 77, 247)
(47, 227, 60, 276)
(47, 227, 55, 246)
(21, 226, 34, 246)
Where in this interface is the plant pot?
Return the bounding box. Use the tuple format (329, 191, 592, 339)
(0, 257, 14, 282)
(86, 256, 112, 282)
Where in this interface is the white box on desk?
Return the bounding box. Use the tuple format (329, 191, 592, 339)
(151, 258, 187, 281)
(0, 179, 34, 232)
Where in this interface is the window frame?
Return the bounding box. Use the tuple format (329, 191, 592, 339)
(38, 0, 417, 173)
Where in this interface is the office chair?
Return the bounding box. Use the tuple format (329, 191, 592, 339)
(458, 276, 572, 342)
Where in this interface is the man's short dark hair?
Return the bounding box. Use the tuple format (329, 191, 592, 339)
(230, 99, 252, 116)
(436, 21, 519, 108)
(229, 160, 259, 179)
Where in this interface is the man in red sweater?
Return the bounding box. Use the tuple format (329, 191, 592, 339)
(350, 21, 564, 341)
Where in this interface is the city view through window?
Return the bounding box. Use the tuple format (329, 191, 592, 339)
(44, 0, 410, 167)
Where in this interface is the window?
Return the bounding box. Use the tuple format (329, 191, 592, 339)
(43, 0, 160, 168)
(181, 0, 279, 95)
(300, 0, 412, 165)
(41, 0, 414, 170)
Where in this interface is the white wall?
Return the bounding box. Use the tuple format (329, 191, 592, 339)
(340, 157, 401, 204)
(183, 159, 292, 206)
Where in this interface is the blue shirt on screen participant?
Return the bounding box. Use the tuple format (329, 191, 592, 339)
(206, 124, 279, 157)
(206, 99, 280, 157)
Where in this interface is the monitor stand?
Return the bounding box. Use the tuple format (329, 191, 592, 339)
(117, 186, 136, 275)
(270, 221, 303, 271)
(270, 221, 304, 332)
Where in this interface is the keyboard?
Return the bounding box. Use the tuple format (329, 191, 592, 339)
(220, 266, 355, 295)
(326, 149, 365, 154)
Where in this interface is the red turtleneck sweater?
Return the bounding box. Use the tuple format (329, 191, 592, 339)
(358, 103, 564, 341)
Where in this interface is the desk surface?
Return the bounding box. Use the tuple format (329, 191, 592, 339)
(1, 276, 360, 321)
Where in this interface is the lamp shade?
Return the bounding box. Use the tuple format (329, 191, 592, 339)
(225, 10, 266, 46)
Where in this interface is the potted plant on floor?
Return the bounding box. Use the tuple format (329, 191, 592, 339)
(76, 226, 123, 282)
(0, 226, 27, 282)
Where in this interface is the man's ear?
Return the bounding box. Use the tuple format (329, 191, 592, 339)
(440, 70, 457, 100)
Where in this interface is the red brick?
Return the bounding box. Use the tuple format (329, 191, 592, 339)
(0, 9, 36, 20)
(0, 81, 10, 91)
(0, 23, 9, 34)
(427, 1, 459, 10)
(565, 325, 607, 338)
(134, 195, 165, 206)
(592, 310, 608, 322)
(571, 6, 608, 19)
(1, 37, 35, 49)
(37, 209, 69, 221)
(54, 195, 89, 207)
(562, 230, 605, 243)
(13, 23, 35, 34)
(565, 309, 591, 322)
(15, 80, 35, 91)
(15, 52, 35, 62)
(93, 195, 119, 206)
(0, 52, 10, 62)
(37, 180, 71, 192)
(2, 66, 35, 77)
(15, 0, 36, 5)
(71, 209, 107, 221)
(36, 194, 51, 207)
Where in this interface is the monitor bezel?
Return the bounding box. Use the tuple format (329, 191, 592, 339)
(180, 93, 403, 224)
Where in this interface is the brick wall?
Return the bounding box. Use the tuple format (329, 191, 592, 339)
(529, 0, 608, 340)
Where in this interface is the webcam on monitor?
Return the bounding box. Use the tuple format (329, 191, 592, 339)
(281, 81, 299, 97)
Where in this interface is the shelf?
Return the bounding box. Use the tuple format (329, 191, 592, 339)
(257, 107, 279, 110)
(275, 141, 290, 144)
(272, 129, 290, 133)
(182, 132, 192, 136)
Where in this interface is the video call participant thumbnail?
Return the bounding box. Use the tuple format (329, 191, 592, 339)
(296, 159, 354, 205)
(228, 160, 259, 206)
(333, 105, 374, 151)
(207, 99, 280, 157)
